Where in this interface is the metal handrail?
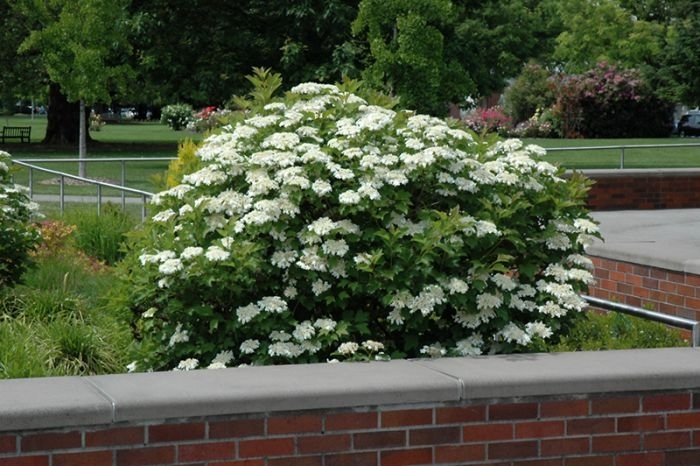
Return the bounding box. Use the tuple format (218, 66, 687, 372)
(546, 142, 700, 169)
(11, 159, 158, 220)
(582, 294, 700, 347)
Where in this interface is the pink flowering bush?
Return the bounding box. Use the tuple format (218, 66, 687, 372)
(113, 83, 599, 372)
(462, 106, 512, 136)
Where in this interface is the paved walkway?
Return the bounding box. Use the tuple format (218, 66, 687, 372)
(589, 209, 700, 274)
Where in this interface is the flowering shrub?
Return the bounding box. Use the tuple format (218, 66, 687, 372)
(510, 108, 559, 138)
(462, 106, 512, 136)
(0, 151, 41, 288)
(160, 103, 195, 130)
(115, 83, 599, 371)
(189, 107, 233, 133)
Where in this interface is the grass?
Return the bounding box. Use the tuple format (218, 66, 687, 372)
(523, 137, 700, 169)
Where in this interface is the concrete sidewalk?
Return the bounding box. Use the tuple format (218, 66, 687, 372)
(588, 209, 700, 274)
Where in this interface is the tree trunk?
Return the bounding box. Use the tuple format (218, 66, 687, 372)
(43, 83, 93, 146)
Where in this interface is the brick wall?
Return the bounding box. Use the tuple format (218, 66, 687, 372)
(576, 169, 700, 210)
(588, 255, 700, 322)
(1, 390, 700, 466)
(1, 350, 700, 466)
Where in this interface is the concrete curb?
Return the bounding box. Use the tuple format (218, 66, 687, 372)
(2, 347, 699, 432)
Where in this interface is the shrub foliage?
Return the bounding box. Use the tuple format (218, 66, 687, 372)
(114, 83, 599, 371)
(0, 151, 41, 289)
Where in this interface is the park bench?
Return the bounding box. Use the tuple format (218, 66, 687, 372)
(1, 126, 31, 143)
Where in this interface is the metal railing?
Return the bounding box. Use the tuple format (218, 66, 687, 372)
(582, 295, 700, 347)
(546, 142, 700, 169)
(11, 157, 170, 220)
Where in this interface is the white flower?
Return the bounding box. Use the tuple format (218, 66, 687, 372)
(455, 334, 483, 356)
(283, 286, 298, 298)
(270, 330, 292, 341)
(142, 307, 157, 318)
(126, 361, 138, 373)
(207, 362, 227, 370)
(476, 292, 502, 311)
(261, 132, 300, 150)
(339, 190, 361, 205)
(446, 278, 469, 294)
(293, 321, 316, 341)
(546, 233, 571, 250)
(271, 249, 297, 269)
(311, 180, 332, 196)
(314, 318, 337, 332)
(181, 246, 204, 260)
(158, 258, 183, 275)
(337, 342, 359, 355)
(525, 321, 553, 339)
(362, 340, 384, 352)
(174, 358, 199, 371)
(574, 218, 599, 234)
(308, 217, 337, 236)
(420, 343, 446, 358)
(205, 245, 230, 262)
(387, 308, 404, 325)
(311, 279, 331, 295)
(491, 273, 517, 291)
(237, 304, 261, 324)
(257, 296, 288, 313)
(168, 323, 189, 347)
(152, 209, 176, 222)
(499, 322, 531, 346)
(240, 339, 260, 354)
(210, 350, 234, 367)
(268, 342, 303, 358)
(322, 239, 349, 257)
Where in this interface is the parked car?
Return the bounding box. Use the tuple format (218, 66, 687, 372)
(677, 110, 700, 137)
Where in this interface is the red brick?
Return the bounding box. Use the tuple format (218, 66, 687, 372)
(325, 412, 377, 431)
(238, 438, 295, 458)
(541, 437, 589, 456)
(268, 414, 322, 434)
(463, 423, 513, 442)
(297, 434, 351, 454)
(540, 399, 588, 418)
(591, 396, 640, 415)
(210, 460, 263, 466)
(116, 446, 175, 465)
(616, 452, 664, 466)
(643, 393, 691, 412)
(409, 426, 460, 445)
(267, 457, 323, 466)
(380, 448, 432, 466)
(53, 451, 113, 466)
(668, 412, 700, 429)
(325, 452, 378, 466)
(21, 431, 81, 452)
(86, 426, 144, 447)
(0, 457, 48, 466)
(515, 420, 565, 438)
(591, 434, 641, 453)
(0, 435, 15, 454)
(353, 430, 405, 450)
(617, 414, 665, 432)
(567, 418, 615, 435)
(487, 440, 538, 459)
(564, 456, 613, 466)
(645, 431, 691, 450)
(209, 418, 265, 438)
(178, 441, 236, 462)
(436, 405, 486, 424)
(489, 402, 539, 421)
(381, 409, 432, 427)
(435, 444, 485, 463)
(665, 449, 700, 466)
(148, 422, 205, 443)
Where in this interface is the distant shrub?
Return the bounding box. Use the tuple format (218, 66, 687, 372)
(160, 103, 194, 130)
(0, 151, 41, 289)
(462, 106, 512, 136)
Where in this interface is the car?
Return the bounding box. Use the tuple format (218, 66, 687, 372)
(677, 110, 700, 137)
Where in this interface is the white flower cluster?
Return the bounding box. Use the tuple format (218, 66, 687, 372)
(132, 82, 600, 369)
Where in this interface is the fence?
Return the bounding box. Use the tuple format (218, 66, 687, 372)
(11, 157, 169, 220)
(546, 142, 700, 169)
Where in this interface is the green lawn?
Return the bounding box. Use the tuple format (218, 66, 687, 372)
(523, 137, 700, 169)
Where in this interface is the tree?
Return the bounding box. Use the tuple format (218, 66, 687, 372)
(658, 6, 700, 106)
(15, 0, 133, 174)
(352, 0, 473, 115)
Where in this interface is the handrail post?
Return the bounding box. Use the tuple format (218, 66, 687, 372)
(692, 322, 700, 348)
(619, 146, 625, 169)
(97, 184, 102, 216)
(121, 160, 126, 211)
(59, 175, 65, 216)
